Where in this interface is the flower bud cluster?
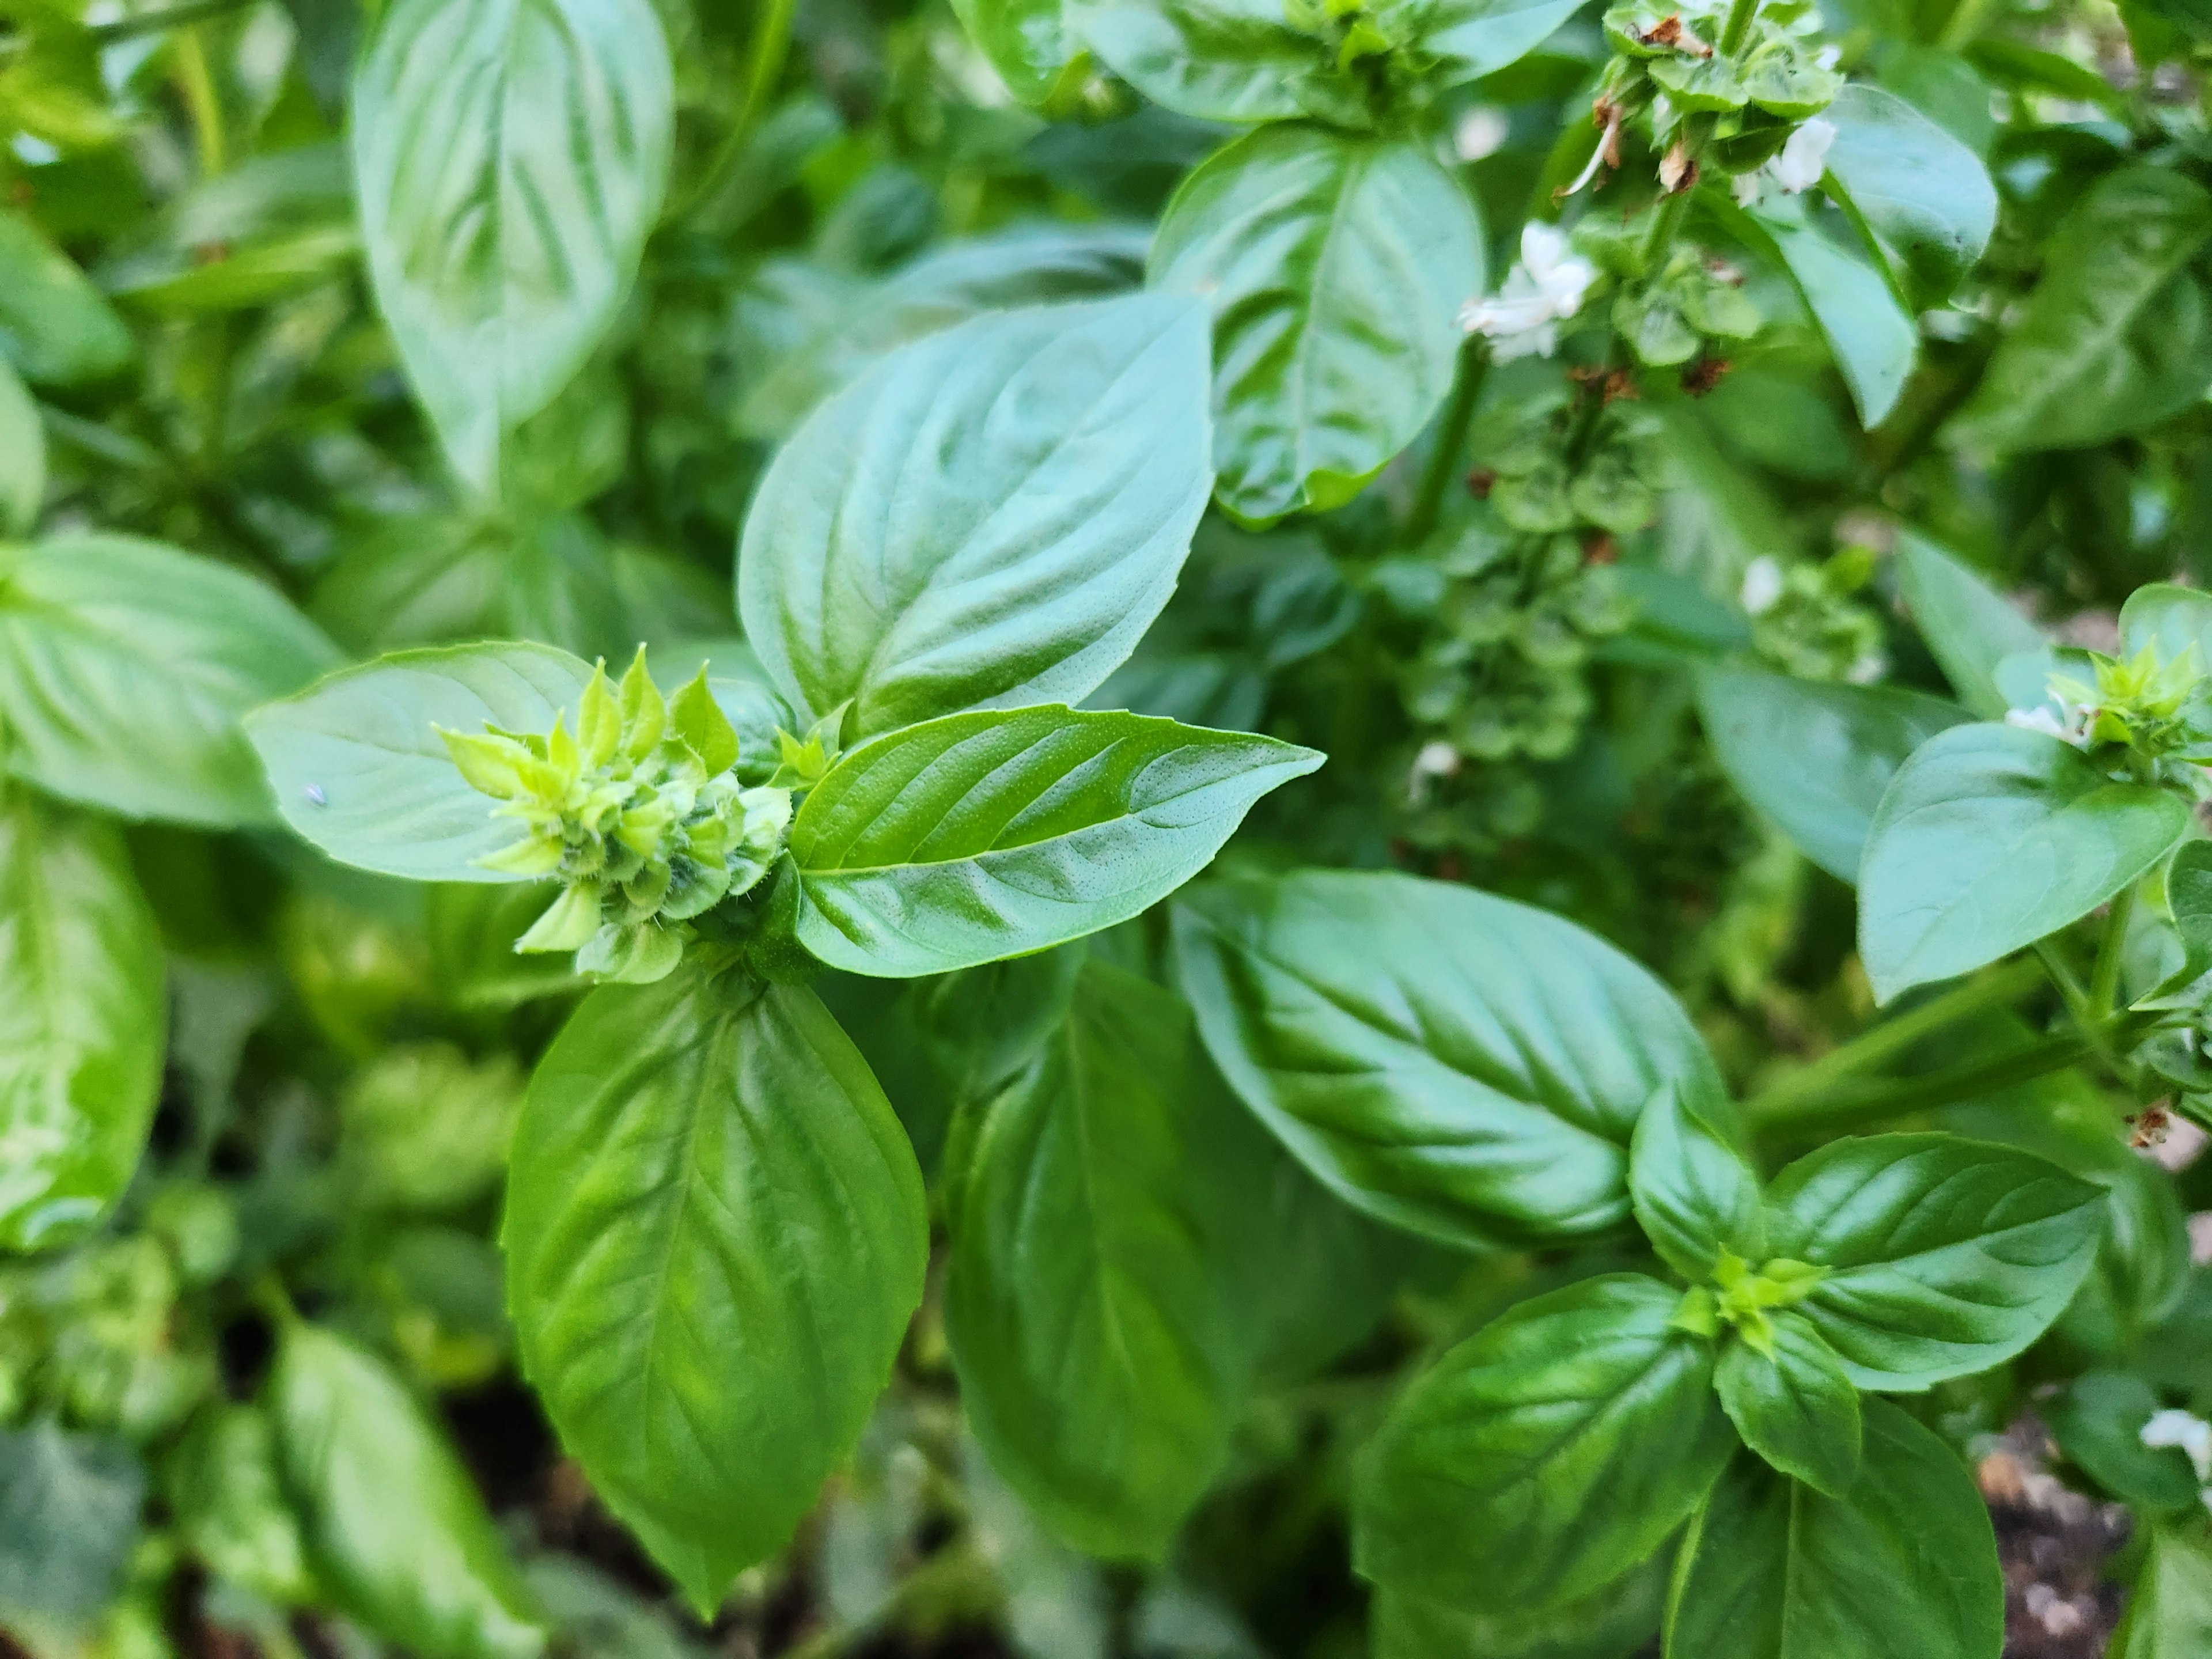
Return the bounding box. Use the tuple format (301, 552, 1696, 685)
(1740, 549, 1887, 684)
(440, 649, 793, 984)
(1670, 1247, 1825, 1356)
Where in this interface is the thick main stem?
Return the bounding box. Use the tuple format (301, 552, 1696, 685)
(1406, 336, 1490, 544)
(1755, 1033, 2093, 1142)
(1720, 0, 1762, 55)
(2090, 884, 2137, 1021)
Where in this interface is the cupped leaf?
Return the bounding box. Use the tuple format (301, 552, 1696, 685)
(1696, 666, 1968, 884)
(1713, 1312, 1862, 1497)
(1630, 1081, 1763, 1281)
(0, 209, 134, 385)
(1953, 168, 2212, 454)
(0, 787, 165, 1252)
(1819, 83, 1996, 305)
(503, 966, 927, 1612)
(2112, 1524, 2212, 1659)
(738, 293, 1213, 737)
(1896, 531, 2043, 719)
(1068, 0, 1344, 124)
(1857, 722, 2190, 1003)
(246, 642, 596, 882)
(0, 535, 342, 827)
(350, 0, 674, 493)
(1665, 1402, 2001, 1659)
(1354, 1274, 1733, 1615)
(272, 1324, 545, 1659)
(1172, 870, 1725, 1250)
(1763, 1132, 2107, 1389)
(786, 705, 1321, 979)
(1149, 123, 1483, 523)
(944, 957, 1274, 1558)
(2121, 582, 2212, 665)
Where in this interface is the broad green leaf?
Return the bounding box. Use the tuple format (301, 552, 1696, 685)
(1719, 194, 1916, 427)
(785, 706, 1320, 978)
(0, 535, 342, 827)
(1255, 1153, 1436, 1386)
(1372, 1563, 1665, 1659)
(0, 356, 41, 535)
(246, 642, 597, 882)
(1819, 84, 1996, 305)
(1069, 0, 1347, 124)
(1713, 1312, 1861, 1497)
(953, 0, 1088, 104)
(1954, 168, 2212, 453)
(1665, 1403, 2001, 1659)
(1629, 1081, 1763, 1281)
(0, 209, 134, 385)
(944, 959, 1273, 1558)
(1150, 124, 1484, 523)
(167, 1405, 315, 1604)
(0, 1422, 143, 1629)
(2043, 1372, 2205, 1512)
(1354, 1274, 1733, 1615)
(1172, 870, 1725, 1250)
(1857, 722, 2190, 1002)
(2112, 1525, 2212, 1659)
(738, 293, 1213, 736)
(350, 0, 674, 494)
(503, 967, 927, 1612)
(1422, 0, 1584, 81)
(2120, 582, 2212, 665)
(1696, 666, 1968, 884)
(1895, 531, 2042, 719)
(1764, 1132, 2107, 1388)
(272, 1324, 544, 1659)
(0, 788, 165, 1252)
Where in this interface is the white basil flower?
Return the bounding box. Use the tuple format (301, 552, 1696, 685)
(1458, 222, 1597, 362)
(1768, 117, 1837, 193)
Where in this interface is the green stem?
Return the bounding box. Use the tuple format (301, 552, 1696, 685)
(1719, 0, 1762, 55)
(1756, 1033, 2092, 1141)
(88, 0, 249, 41)
(1744, 956, 2043, 1123)
(2090, 884, 2137, 1021)
(172, 25, 226, 176)
(1406, 336, 1490, 544)
(672, 0, 797, 219)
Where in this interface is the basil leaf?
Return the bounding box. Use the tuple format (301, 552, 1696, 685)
(1372, 1562, 1665, 1659)
(953, 0, 1087, 105)
(351, 0, 674, 494)
(1665, 1402, 2001, 1659)
(1629, 1081, 1763, 1281)
(0, 1422, 144, 1628)
(0, 787, 165, 1252)
(272, 1324, 545, 1659)
(2044, 1371, 2205, 1513)
(2120, 582, 2212, 666)
(1764, 1132, 2107, 1388)
(246, 642, 597, 882)
(1819, 84, 1996, 306)
(0, 209, 134, 385)
(1069, 0, 1343, 124)
(1857, 722, 2190, 1002)
(1896, 530, 2043, 719)
(1954, 168, 2212, 454)
(167, 1405, 316, 1605)
(1172, 870, 1725, 1250)
(1150, 123, 1483, 523)
(1353, 1274, 1733, 1615)
(1696, 666, 1968, 884)
(0, 535, 341, 827)
(503, 967, 927, 1612)
(1713, 1312, 1861, 1497)
(738, 293, 1213, 737)
(945, 957, 1272, 1557)
(0, 357, 40, 536)
(1422, 0, 1584, 82)
(2112, 1524, 2212, 1659)
(786, 706, 1320, 978)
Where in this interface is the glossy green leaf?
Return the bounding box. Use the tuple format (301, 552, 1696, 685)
(503, 967, 927, 1612)
(1857, 722, 2190, 1002)
(0, 1422, 143, 1628)
(786, 705, 1320, 978)
(0, 535, 342, 827)
(2120, 582, 2212, 665)
(1069, 0, 1346, 124)
(1665, 1403, 2001, 1659)
(1954, 168, 2212, 453)
(1172, 870, 1725, 1250)
(1764, 1132, 2107, 1389)
(167, 1404, 316, 1604)
(2044, 1371, 2205, 1512)
(953, 0, 1087, 104)
(1630, 1081, 1763, 1281)
(1713, 1312, 1861, 1497)
(0, 209, 134, 385)
(1422, 0, 1584, 81)
(0, 356, 41, 535)
(1896, 531, 2043, 719)
(2112, 1525, 2212, 1659)
(272, 1324, 545, 1659)
(1354, 1274, 1733, 1615)
(1150, 123, 1483, 523)
(944, 958, 1273, 1558)
(247, 642, 596, 882)
(1372, 1563, 1665, 1659)
(738, 293, 1213, 736)
(351, 0, 674, 494)
(0, 787, 165, 1252)
(1819, 84, 1996, 305)
(1696, 666, 1968, 884)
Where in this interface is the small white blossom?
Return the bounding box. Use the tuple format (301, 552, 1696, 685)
(1732, 171, 1762, 207)
(1768, 118, 1836, 192)
(2004, 701, 2090, 748)
(2143, 1408, 2212, 1513)
(1815, 43, 1843, 69)
(1846, 650, 1887, 685)
(1459, 223, 1596, 362)
(1407, 741, 1462, 806)
(1454, 105, 1508, 161)
(1740, 556, 1785, 616)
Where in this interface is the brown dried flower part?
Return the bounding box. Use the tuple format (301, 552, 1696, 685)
(1659, 140, 1698, 194)
(1465, 466, 1498, 498)
(1681, 356, 1732, 396)
(1571, 365, 1642, 403)
(1582, 531, 1620, 565)
(1639, 13, 1715, 53)
(1558, 97, 1627, 201)
(1705, 255, 1745, 285)
(2130, 1102, 2173, 1149)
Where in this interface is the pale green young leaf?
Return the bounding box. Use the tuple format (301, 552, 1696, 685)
(1067, 0, 1346, 124)
(1629, 1080, 1763, 1281)
(1713, 1312, 1862, 1497)
(952, 0, 1088, 104)
(0, 210, 135, 386)
(2120, 582, 2212, 665)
